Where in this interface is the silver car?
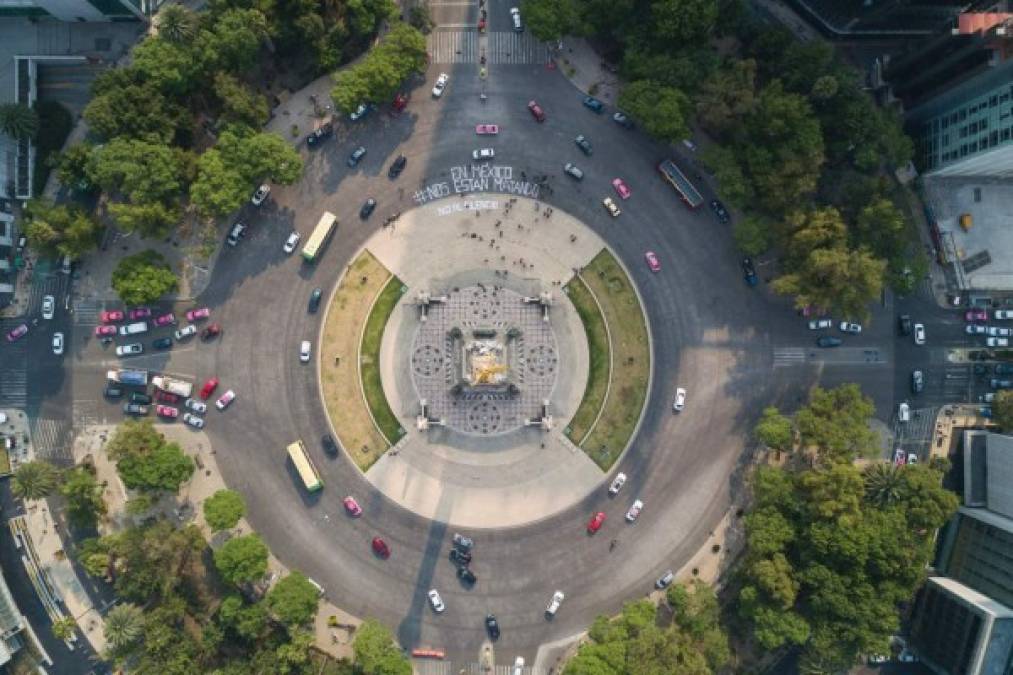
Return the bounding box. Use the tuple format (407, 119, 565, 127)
(472, 148, 495, 160)
(115, 343, 143, 357)
(563, 163, 584, 180)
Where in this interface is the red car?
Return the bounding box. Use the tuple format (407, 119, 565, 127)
(645, 251, 661, 272)
(199, 377, 220, 400)
(156, 390, 180, 404)
(94, 325, 117, 337)
(6, 324, 28, 343)
(343, 497, 363, 517)
(392, 93, 408, 113)
(527, 100, 546, 122)
(186, 307, 210, 322)
(475, 124, 499, 135)
(372, 536, 390, 558)
(156, 404, 179, 418)
(153, 312, 176, 327)
(100, 310, 125, 324)
(893, 448, 907, 466)
(587, 511, 606, 534)
(201, 323, 221, 340)
(965, 309, 988, 322)
(128, 307, 152, 320)
(612, 178, 631, 200)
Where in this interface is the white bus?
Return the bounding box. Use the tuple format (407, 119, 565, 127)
(302, 211, 337, 262)
(286, 440, 323, 492)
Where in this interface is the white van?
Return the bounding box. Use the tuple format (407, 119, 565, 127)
(307, 577, 325, 597)
(61, 255, 72, 275)
(119, 321, 148, 336)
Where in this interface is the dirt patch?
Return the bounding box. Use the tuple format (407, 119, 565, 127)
(319, 251, 393, 471)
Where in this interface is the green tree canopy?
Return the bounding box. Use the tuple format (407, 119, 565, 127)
(104, 602, 145, 653)
(97, 520, 206, 601)
(695, 58, 757, 138)
(196, 8, 269, 74)
(617, 80, 691, 143)
(60, 466, 107, 528)
(106, 418, 193, 493)
(649, 0, 718, 45)
(204, 489, 247, 531)
(84, 69, 188, 144)
(217, 594, 268, 642)
(772, 246, 886, 323)
(111, 250, 179, 307)
(353, 618, 412, 675)
(754, 406, 792, 451)
(522, 0, 584, 42)
(214, 534, 268, 586)
(155, 4, 198, 43)
(0, 103, 39, 139)
(12, 460, 60, 501)
(265, 571, 320, 627)
(131, 36, 200, 96)
(212, 72, 269, 128)
(794, 384, 877, 464)
(330, 22, 427, 113)
(22, 199, 101, 260)
(995, 390, 1013, 430)
(87, 138, 186, 205)
(108, 202, 182, 238)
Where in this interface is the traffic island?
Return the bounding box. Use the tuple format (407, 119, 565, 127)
(565, 249, 651, 470)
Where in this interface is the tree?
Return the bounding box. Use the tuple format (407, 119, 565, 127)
(265, 572, 320, 627)
(204, 489, 246, 531)
(106, 418, 194, 493)
(156, 4, 198, 43)
(995, 390, 1013, 430)
(214, 534, 269, 586)
(60, 466, 107, 528)
(863, 463, 903, 508)
(217, 594, 268, 641)
(700, 145, 753, 207)
(353, 619, 412, 675)
(131, 37, 200, 96)
(84, 71, 187, 144)
(108, 202, 181, 238)
(408, 2, 434, 34)
(772, 245, 886, 322)
(794, 385, 877, 464)
(854, 197, 907, 265)
(87, 138, 185, 205)
(650, 0, 718, 44)
(695, 58, 757, 137)
(733, 215, 772, 256)
(523, 0, 584, 42)
(12, 460, 60, 501)
(330, 22, 427, 113)
(51, 616, 77, 641)
(617, 81, 691, 143)
(104, 603, 145, 652)
(22, 199, 101, 259)
(111, 250, 179, 307)
(0, 103, 39, 139)
(103, 521, 205, 601)
(196, 8, 269, 74)
(754, 406, 792, 452)
(213, 72, 269, 128)
(56, 143, 97, 194)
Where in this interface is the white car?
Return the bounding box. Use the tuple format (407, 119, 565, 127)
(987, 326, 1012, 337)
(300, 340, 311, 362)
(655, 570, 674, 589)
(897, 402, 910, 422)
(914, 323, 926, 345)
(981, 392, 996, 403)
(673, 387, 686, 412)
(472, 148, 494, 160)
(183, 412, 205, 429)
(427, 589, 445, 613)
(216, 390, 236, 411)
(988, 337, 1009, 347)
(966, 324, 987, 335)
(52, 332, 64, 355)
(608, 472, 626, 495)
(602, 197, 621, 217)
(808, 318, 832, 330)
(509, 6, 522, 31)
(41, 295, 55, 320)
(512, 657, 525, 675)
(432, 73, 448, 98)
(184, 398, 207, 414)
(175, 324, 198, 341)
(625, 499, 644, 522)
(251, 184, 270, 206)
(907, 453, 919, 465)
(116, 343, 143, 357)
(839, 321, 862, 334)
(996, 310, 1013, 320)
(546, 591, 564, 617)
(349, 103, 369, 121)
(283, 232, 301, 254)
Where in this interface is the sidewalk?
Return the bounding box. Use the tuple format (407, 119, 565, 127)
(551, 37, 621, 103)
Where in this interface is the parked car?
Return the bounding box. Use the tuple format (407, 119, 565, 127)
(130, 392, 152, 405)
(485, 614, 500, 639)
(995, 364, 1013, 375)
(427, 589, 445, 613)
(251, 184, 270, 206)
(226, 222, 247, 247)
(104, 385, 125, 399)
(582, 96, 604, 113)
(52, 332, 64, 355)
(200, 377, 220, 400)
(95, 325, 117, 337)
(645, 251, 661, 272)
(898, 314, 913, 335)
(349, 103, 370, 121)
(452, 533, 474, 551)
(128, 307, 151, 320)
(156, 390, 180, 404)
(612, 111, 633, 129)
(41, 295, 55, 319)
(185, 398, 207, 414)
(343, 496, 362, 517)
(673, 387, 687, 411)
(967, 324, 987, 335)
(574, 135, 592, 156)
(186, 308, 210, 322)
(893, 447, 907, 466)
(119, 322, 148, 336)
(991, 379, 1013, 389)
(965, 308, 989, 322)
(907, 453, 919, 465)
(201, 323, 221, 340)
(215, 389, 236, 410)
(911, 370, 924, 394)
(602, 197, 621, 217)
(611, 178, 631, 199)
(476, 124, 499, 135)
(183, 412, 205, 429)
(608, 472, 627, 495)
(156, 405, 179, 419)
(587, 511, 606, 534)
(154, 312, 176, 327)
(816, 336, 842, 348)
(457, 566, 477, 585)
(741, 257, 758, 286)
(372, 536, 391, 558)
(527, 100, 546, 122)
(709, 199, 730, 224)
(123, 403, 149, 416)
(322, 434, 338, 456)
(625, 499, 644, 522)
(996, 310, 1013, 320)
(175, 325, 197, 340)
(360, 198, 377, 219)
(283, 232, 301, 254)
(914, 323, 926, 344)
(988, 337, 1010, 347)
(432, 73, 449, 98)
(449, 548, 472, 566)
(563, 163, 584, 180)
(472, 148, 495, 160)
(839, 321, 862, 334)
(100, 310, 125, 324)
(808, 318, 832, 330)
(388, 155, 407, 178)
(546, 591, 565, 617)
(987, 326, 1012, 337)
(655, 570, 674, 589)
(347, 146, 367, 167)
(306, 122, 334, 146)
(115, 343, 143, 357)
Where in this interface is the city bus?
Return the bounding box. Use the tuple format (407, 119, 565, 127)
(286, 440, 323, 492)
(657, 159, 704, 209)
(301, 211, 337, 262)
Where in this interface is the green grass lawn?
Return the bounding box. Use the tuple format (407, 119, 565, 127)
(564, 275, 610, 449)
(360, 276, 405, 445)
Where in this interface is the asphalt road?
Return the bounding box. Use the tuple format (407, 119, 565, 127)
(1, 21, 990, 675)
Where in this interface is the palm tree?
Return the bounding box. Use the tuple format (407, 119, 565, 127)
(12, 461, 60, 501)
(51, 616, 77, 641)
(156, 4, 197, 44)
(0, 103, 39, 140)
(863, 462, 903, 507)
(103, 603, 144, 651)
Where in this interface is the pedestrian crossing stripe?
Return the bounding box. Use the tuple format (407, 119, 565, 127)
(428, 30, 548, 64)
(772, 347, 806, 367)
(29, 418, 72, 463)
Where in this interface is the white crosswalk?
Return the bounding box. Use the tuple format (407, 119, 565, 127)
(773, 347, 806, 367)
(73, 299, 102, 325)
(427, 30, 549, 64)
(0, 366, 27, 407)
(29, 417, 72, 463)
(414, 662, 532, 675)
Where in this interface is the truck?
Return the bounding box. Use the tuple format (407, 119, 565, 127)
(107, 369, 148, 386)
(152, 376, 193, 398)
(657, 159, 703, 209)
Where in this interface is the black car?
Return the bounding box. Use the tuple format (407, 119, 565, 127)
(485, 614, 500, 640)
(308, 288, 323, 313)
(347, 146, 366, 167)
(816, 336, 842, 348)
(709, 199, 730, 224)
(449, 548, 472, 566)
(452, 533, 474, 551)
(574, 135, 592, 156)
(741, 257, 758, 286)
(322, 434, 338, 457)
(360, 198, 377, 219)
(911, 370, 924, 394)
(130, 392, 152, 405)
(996, 364, 1013, 376)
(457, 566, 477, 585)
(152, 337, 173, 350)
(898, 314, 912, 336)
(306, 122, 334, 147)
(388, 155, 407, 179)
(104, 385, 125, 399)
(123, 403, 149, 416)
(582, 96, 604, 113)
(991, 378, 1013, 389)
